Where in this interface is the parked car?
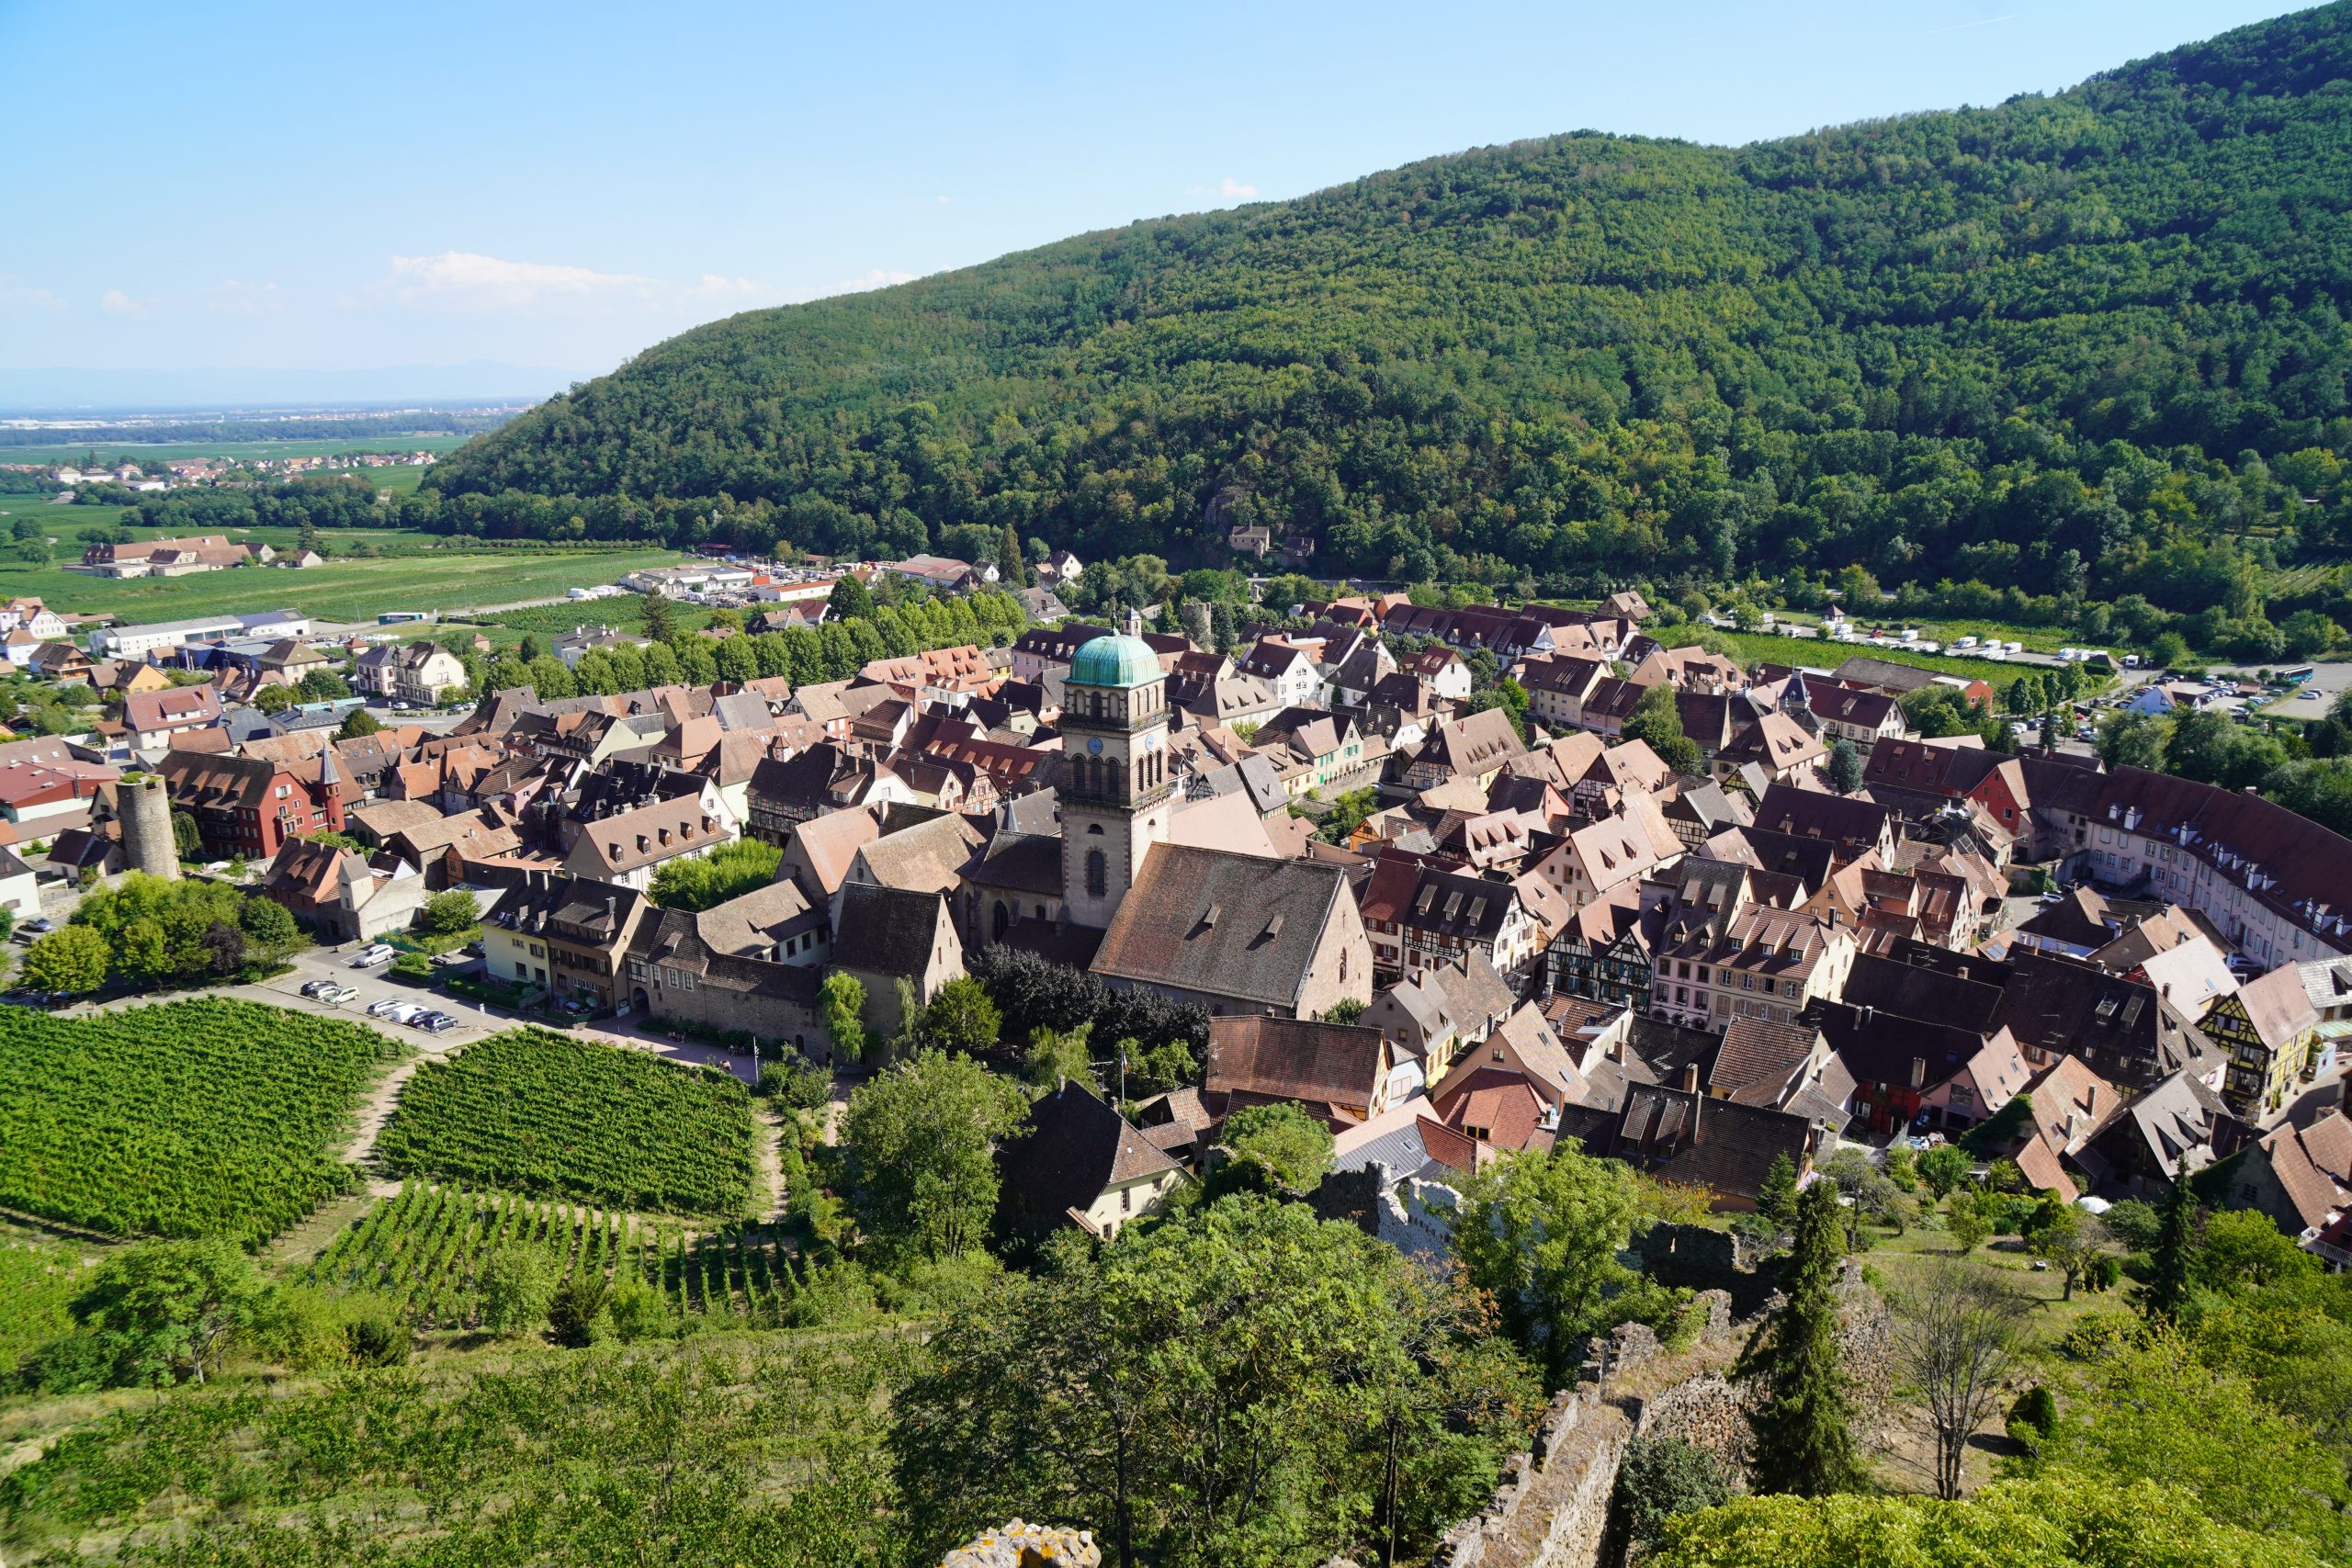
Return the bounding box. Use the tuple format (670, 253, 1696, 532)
(382, 1001, 426, 1025)
(21, 918, 52, 935)
(300, 979, 333, 998)
(319, 984, 360, 1005)
(416, 1013, 458, 1034)
(429, 952, 470, 968)
(350, 944, 397, 968)
(366, 998, 406, 1019)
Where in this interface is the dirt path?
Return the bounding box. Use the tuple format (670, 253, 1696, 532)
(752, 1104, 787, 1224)
(345, 1033, 469, 1190)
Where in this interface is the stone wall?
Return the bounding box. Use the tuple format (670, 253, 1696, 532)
(1425, 1266, 1890, 1568)
(1635, 1222, 1775, 1314)
(942, 1521, 1101, 1567)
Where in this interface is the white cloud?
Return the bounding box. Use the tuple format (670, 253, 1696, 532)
(99, 288, 149, 317)
(387, 251, 658, 310)
(0, 277, 66, 315)
(1186, 176, 1261, 203)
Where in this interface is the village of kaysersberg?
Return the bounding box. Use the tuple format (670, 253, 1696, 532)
(3, 4, 2351, 1565)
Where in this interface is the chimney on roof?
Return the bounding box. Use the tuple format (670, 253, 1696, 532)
(1909, 1056, 1928, 1089)
(1680, 1061, 1700, 1094)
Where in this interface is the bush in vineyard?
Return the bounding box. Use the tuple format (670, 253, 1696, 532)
(0, 1000, 399, 1246)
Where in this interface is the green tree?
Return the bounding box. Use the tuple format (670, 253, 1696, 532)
(997, 523, 1024, 584)
(920, 975, 1001, 1055)
(1917, 1144, 1970, 1199)
(338, 707, 382, 739)
(546, 1270, 609, 1348)
(1645, 1474, 2322, 1568)
(1946, 1189, 1992, 1253)
(420, 888, 481, 936)
(237, 897, 304, 962)
(71, 1238, 271, 1386)
(1622, 682, 1701, 774)
(1825, 738, 1863, 795)
(1023, 1021, 1101, 1094)
(23, 923, 109, 993)
(1757, 1151, 1800, 1226)
(169, 808, 201, 860)
(2143, 1178, 2199, 1320)
(841, 1048, 1027, 1260)
(475, 1247, 552, 1336)
(1737, 1179, 1864, 1496)
(1451, 1142, 1684, 1386)
(820, 970, 868, 1063)
(827, 573, 876, 622)
(2038, 1324, 2347, 1552)
(1611, 1436, 1731, 1560)
(251, 683, 294, 714)
(1212, 1102, 1335, 1196)
(296, 669, 351, 703)
(892, 1195, 1542, 1568)
(639, 591, 679, 643)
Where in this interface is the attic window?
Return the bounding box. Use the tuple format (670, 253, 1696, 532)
(1262, 914, 1284, 939)
(1202, 903, 1221, 928)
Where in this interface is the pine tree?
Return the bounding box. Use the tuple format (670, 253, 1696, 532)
(1758, 1152, 1800, 1226)
(1737, 1179, 1866, 1496)
(1825, 739, 1863, 795)
(997, 524, 1024, 584)
(2142, 1176, 2200, 1320)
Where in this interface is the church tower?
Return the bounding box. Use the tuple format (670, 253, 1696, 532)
(1060, 613, 1175, 929)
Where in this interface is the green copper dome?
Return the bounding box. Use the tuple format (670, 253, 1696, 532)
(1069, 633, 1161, 689)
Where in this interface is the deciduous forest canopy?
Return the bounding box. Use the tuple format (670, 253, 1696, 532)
(407, 6, 2352, 621)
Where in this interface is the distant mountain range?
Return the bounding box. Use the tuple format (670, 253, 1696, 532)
(0, 364, 581, 417)
(425, 6, 2352, 615)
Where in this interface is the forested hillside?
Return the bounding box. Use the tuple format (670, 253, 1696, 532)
(419, 6, 2352, 627)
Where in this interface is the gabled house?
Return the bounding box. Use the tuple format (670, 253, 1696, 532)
(996, 1081, 1185, 1242)
(1204, 1014, 1403, 1126)
(2201, 964, 2321, 1116)
(1092, 845, 1373, 1020)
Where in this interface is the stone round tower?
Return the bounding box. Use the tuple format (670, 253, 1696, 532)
(121, 775, 181, 880)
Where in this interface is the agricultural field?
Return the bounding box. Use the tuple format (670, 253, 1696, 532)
(0, 1231, 102, 1373)
(1670, 626, 2046, 692)
(0, 1000, 403, 1246)
(477, 593, 713, 638)
(309, 1181, 805, 1329)
(0, 536, 684, 624)
(0, 1332, 911, 1567)
(375, 1029, 758, 1216)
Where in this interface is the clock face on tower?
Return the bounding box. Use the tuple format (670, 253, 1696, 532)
(1088, 738, 1102, 754)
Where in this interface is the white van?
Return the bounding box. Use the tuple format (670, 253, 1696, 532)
(2004, 641, 2023, 654)
(1954, 635, 1978, 649)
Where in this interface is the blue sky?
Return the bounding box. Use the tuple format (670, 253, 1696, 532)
(0, 0, 2314, 399)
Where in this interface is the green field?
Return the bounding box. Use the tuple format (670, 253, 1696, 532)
(310, 1180, 805, 1330)
(376, 1030, 759, 1217)
(0, 1331, 910, 1566)
(0, 999, 404, 1246)
(1669, 626, 2059, 692)
(0, 434, 479, 465)
(0, 525, 684, 625)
